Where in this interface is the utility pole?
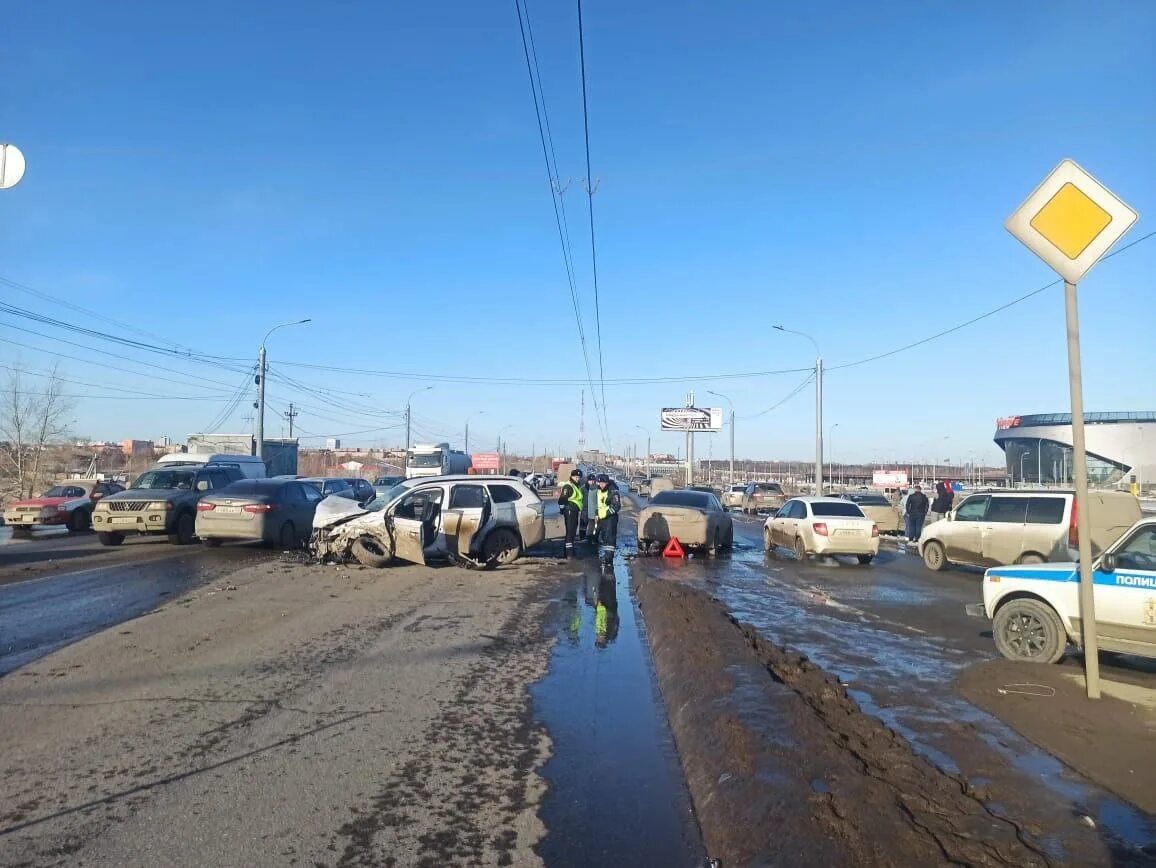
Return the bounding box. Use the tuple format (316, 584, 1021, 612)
(284, 403, 298, 439)
(404, 386, 433, 454)
(815, 357, 823, 496)
(256, 319, 311, 462)
(685, 390, 695, 486)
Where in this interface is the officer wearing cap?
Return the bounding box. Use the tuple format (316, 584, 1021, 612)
(595, 473, 621, 567)
(557, 468, 585, 559)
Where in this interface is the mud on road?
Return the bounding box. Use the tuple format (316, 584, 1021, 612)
(635, 574, 1156, 867)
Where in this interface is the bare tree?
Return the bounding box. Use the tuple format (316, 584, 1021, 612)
(0, 364, 75, 498)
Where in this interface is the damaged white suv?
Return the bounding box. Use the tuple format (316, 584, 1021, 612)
(312, 475, 545, 569)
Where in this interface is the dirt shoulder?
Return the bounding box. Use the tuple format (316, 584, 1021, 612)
(958, 658, 1156, 815)
(632, 573, 1137, 867)
(0, 545, 567, 867)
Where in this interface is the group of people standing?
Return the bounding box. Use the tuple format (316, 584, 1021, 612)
(899, 480, 955, 542)
(557, 469, 621, 565)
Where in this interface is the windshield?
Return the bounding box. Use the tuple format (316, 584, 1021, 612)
(812, 502, 866, 518)
(133, 470, 195, 491)
(43, 485, 86, 498)
(757, 483, 783, 493)
(650, 491, 712, 509)
(408, 454, 443, 467)
(848, 495, 890, 506)
(365, 484, 409, 511)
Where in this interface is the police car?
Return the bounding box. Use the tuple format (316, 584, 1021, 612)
(967, 517, 1156, 664)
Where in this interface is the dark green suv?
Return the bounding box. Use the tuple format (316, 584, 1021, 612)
(92, 464, 244, 546)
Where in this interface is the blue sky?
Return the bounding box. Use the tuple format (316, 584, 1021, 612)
(1, 1, 1153, 464)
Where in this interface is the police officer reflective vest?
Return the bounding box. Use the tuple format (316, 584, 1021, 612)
(562, 482, 584, 511)
(597, 488, 618, 519)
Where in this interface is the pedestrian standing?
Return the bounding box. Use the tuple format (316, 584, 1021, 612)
(595, 473, 621, 568)
(905, 484, 929, 543)
(898, 486, 910, 515)
(930, 480, 955, 523)
(557, 469, 584, 559)
(583, 474, 599, 547)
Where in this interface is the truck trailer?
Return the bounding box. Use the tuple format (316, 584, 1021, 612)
(406, 443, 472, 479)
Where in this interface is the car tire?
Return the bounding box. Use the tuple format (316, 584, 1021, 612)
(482, 528, 522, 568)
(168, 512, 195, 546)
(203, 538, 223, 548)
(351, 536, 392, 568)
(97, 531, 124, 546)
(763, 528, 773, 552)
(725, 526, 734, 548)
(708, 529, 721, 558)
(1018, 552, 1046, 565)
(993, 598, 1067, 664)
(857, 554, 875, 565)
(922, 540, 947, 572)
(278, 521, 297, 550)
(12, 526, 32, 538)
(793, 536, 808, 562)
(67, 509, 91, 533)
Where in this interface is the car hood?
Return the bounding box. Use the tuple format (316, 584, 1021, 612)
(313, 495, 374, 530)
(101, 489, 182, 503)
(8, 496, 74, 508)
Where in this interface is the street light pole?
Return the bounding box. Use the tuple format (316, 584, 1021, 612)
(404, 386, 434, 453)
(465, 410, 485, 454)
(256, 318, 311, 462)
(775, 325, 822, 495)
(707, 390, 735, 486)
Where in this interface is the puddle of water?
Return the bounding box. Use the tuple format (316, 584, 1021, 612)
(532, 548, 704, 867)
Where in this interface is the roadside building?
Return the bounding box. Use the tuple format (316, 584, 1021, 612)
(993, 412, 1156, 491)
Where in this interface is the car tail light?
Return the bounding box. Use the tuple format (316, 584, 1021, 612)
(813, 522, 828, 537)
(243, 503, 273, 513)
(871, 524, 880, 537)
(197, 502, 216, 512)
(1068, 499, 1078, 548)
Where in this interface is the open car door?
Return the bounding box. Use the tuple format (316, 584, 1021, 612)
(389, 517, 426, 564)
(444, 483, 491, 559)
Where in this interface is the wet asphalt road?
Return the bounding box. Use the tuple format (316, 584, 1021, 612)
(0, 533, 265, 676)
(631, 510, 1156, 853)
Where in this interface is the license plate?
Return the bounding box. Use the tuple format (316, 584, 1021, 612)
(834, 529, 863, 537)
(19, 516, 36, 523)
(216, 506, 242, 514)
(112, 516, 139, 524)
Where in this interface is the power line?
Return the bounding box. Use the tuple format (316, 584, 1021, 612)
(575, 0, 609, 444)
(829, 229, 1156, 373)
(741, 372, 816, 420)
(513, 0, 609, 446)
(0, 362, 233, 401)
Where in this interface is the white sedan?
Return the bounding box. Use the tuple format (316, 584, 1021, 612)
(764, 496, 880, 564)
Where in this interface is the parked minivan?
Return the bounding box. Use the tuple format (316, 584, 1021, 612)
(156, 453, 267, 479)
(919, 489, 1141, 572)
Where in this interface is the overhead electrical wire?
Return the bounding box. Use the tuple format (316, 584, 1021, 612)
(513, 0, 609, 447)
(575, 0, 610, 444)
(740, 372, 816, 420)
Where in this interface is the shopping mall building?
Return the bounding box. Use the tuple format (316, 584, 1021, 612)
(993, 412, 1156, 489)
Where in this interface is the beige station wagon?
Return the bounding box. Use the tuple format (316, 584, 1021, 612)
(919, 489, 1140, 572)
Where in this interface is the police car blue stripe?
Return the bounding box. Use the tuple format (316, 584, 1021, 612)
(987, 566, 1156, 589)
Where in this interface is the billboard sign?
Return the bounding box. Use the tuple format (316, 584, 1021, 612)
(471, 452, 500, 471)
(872, 469, 909, 487)
(995, 416, 1021, 430)
(660, 407, 722, 431)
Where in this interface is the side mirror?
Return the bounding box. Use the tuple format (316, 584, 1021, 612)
(946, 511, 954, 522)
(1100, 552, 1117, 573)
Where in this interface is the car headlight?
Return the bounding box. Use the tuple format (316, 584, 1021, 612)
(147, 501, 170, 511)
(56, 506, 69, 513)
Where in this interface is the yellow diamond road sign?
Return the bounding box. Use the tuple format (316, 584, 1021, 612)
(1006, 158, 1138, 284)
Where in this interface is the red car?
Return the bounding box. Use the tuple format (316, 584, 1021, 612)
(3, 479, 124, 535)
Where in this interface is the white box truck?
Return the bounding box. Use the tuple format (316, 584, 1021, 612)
(406, 443, 472, 479)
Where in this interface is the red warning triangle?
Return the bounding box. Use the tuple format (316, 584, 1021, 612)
(662, 537, 685, 558)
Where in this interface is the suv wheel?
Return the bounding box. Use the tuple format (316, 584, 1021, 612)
(98, 531, 124, 546)
(67, 509, 91, 533)
(482, 528, 522, 568)
(922, 540, 947, 572)
(993, 599, 1067, 664)
(168, 512, 195, 546)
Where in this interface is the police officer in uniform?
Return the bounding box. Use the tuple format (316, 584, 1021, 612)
(595, 473, 621, 568)
(557, 468, 584, 559)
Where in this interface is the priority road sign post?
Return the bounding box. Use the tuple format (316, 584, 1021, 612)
(1005, 158, 1139, 700)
